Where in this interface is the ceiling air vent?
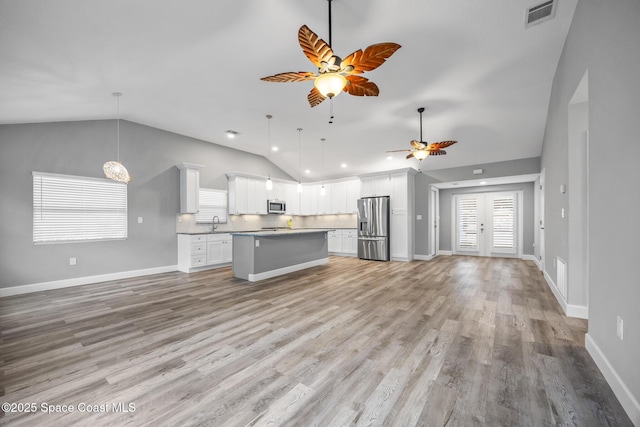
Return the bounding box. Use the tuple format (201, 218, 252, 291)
(525, 0, 556, 28)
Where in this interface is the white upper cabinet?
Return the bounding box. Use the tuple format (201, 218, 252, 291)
(331, 181, 347, 214)
(360, 174, 390, 197)
(177, 162, 204, 213)
(317, 184, 332, 214)
(346, 179, 360, 213)
(285, 183, 301, 215)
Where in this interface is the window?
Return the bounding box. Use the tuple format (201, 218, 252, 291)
(33, 172, 127, 244)
(195, 188, 228, 223)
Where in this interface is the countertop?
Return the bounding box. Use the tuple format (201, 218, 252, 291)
(230, 228, 335, 237)
(177, 227, 355, 235)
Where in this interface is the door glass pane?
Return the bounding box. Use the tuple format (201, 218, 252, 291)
(457, 198, 477, 250)
(492, 196, 515, 249)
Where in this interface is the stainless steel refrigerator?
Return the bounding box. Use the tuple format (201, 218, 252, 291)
(357, 196, 390, 261)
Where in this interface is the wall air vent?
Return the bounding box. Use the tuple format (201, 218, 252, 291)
(525, 0, 556, 28)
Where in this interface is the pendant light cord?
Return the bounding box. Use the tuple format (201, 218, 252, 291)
(116, 95, 120, 162)
(297, 128, 302, 183)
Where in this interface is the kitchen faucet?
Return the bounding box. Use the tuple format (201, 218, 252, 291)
(212, 215, 219, 231)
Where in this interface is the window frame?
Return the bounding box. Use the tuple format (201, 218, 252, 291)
(195, 188, 228, 223)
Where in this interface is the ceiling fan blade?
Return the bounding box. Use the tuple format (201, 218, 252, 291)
(429, 150, 446, 156)
(308, 87, 326, 107)
(344, 75, 379, 97)
(410, 140, 426, 150)
(341, 42, 402, 74)
(406, 152, 416, 160)
(386, 149, 412, 153)
(261, 71, 317, 83)
(428, 140, 457, 150)
(298, 25, 333, 68)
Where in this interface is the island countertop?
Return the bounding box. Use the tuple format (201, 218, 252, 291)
(230, 228, 334, 237)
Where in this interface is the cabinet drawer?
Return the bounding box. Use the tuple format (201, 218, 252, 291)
(190, 235, 206, 243)
(191, 243, 206, 254)
(191, 255, 206, 267)
(207, 233, 231, 242)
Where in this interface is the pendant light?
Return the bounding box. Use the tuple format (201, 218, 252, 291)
(297, 128, 303, 193)
(103, 92, 131, 183)
(265, 114, 273, 191)
(320, 138, 326, 196)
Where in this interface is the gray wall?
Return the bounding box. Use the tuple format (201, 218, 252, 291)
(438, 183, 535, 255)
(413, 172, 440, 256)
(0, 119, 292, 289)
(540, 0, 640, 411)
(425, 157, 540, 182)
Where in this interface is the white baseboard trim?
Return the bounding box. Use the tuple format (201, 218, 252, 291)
(413, 254, 434, 261)
(438, 250, 452, 256)
(0, 265, 179, 298)
(522, 254, 542, 271)
(542, 270, 588, 319)
(328, 252, 357, 258)
(585, 334, 640, 425)
(248, 258, 329, 282)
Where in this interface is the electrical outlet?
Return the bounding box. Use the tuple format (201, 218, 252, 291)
(138, 216, 143, 224)
(416, 214, 422, 220)
(255, 240, 260, 247)
(617, 316, 624, 340)
(561, 208, 565, 218)
(69, 257, 77, 266)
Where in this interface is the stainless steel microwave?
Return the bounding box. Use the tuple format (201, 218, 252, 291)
(267, 200, 286, 214)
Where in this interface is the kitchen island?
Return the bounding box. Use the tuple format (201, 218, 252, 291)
(231, 229, 332, 282)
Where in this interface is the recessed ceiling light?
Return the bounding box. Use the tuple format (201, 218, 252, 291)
(340, 163, 347, 168)
(305, 169, 311, 174)
(480, 181, 487, 185)
(272, 146, 279, 152)
(226, 130, 238, 139)
(386, 156, 393, 161)
(452, 183, 459, 186)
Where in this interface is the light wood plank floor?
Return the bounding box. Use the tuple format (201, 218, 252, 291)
(0, 256, 632, 426)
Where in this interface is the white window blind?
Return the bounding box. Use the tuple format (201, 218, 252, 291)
(492, 196, 515, 249)
(33, 172, 127, 244)
(457, 198, 478, 250)
(195, 188, 228, 223)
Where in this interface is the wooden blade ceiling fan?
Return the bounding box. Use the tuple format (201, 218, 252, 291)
(261, 0, 401, 107)
(387, 107, 457, 161)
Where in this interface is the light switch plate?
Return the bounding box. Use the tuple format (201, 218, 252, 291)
(69, 257, 77, 266)
(255, 240, 260, 247)
(138, 216, 143, 224)
(417, 214, 422, 220)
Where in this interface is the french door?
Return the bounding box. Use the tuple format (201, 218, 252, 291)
(454, 191, 521, 257)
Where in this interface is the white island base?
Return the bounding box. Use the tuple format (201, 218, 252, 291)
(231, 229, 331, 282)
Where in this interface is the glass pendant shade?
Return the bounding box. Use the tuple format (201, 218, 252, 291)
(103, 161, 131, 183)
(320, 185, 326, 196)
(297, 182, 303, 193)
(266, 177, 273, 191)
(314, 73, 347, 98)
(414, 150, 429, 161)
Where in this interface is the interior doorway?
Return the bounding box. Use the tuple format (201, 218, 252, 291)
(429, 187, 439, 256)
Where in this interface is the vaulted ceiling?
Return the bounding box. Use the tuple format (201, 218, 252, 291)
(0, 0, 576, 181)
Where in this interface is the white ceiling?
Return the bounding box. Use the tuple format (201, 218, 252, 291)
(0, 0, 576, 182)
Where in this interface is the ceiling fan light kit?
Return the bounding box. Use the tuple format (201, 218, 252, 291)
(260, 0, 400, 107)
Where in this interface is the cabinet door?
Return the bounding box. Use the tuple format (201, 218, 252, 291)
(346, 180, 360, 214)
(309, 185, 319, 215)
(206, 241, 224, 265)
(328, 230, 342, 252)
(318, 184, 331, 214)
(272, 182, 286, 201)
(180, 167, 200, 213)
(247, 178, 267, 214)
(360, 177, 375, 197)
(300, 185, 311, 215)
(222, 239, 233, 263)
(390, 173, 408, 209)
(342, 230, 357, 254)
(331, 182, 347, 214)
(229, 176, 248, 214)
(375, 175, 391, 196)
(285, 184, 300, 215)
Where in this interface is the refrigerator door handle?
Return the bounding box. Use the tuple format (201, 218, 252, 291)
(359, 237, 385, 241)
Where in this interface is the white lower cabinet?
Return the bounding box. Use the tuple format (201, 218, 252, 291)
(328, 229, 357, 256)
(178, 233, 232, 272)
